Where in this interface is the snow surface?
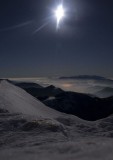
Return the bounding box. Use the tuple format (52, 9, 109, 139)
(1, 80, 113, 160)
(0, 80, 61, 119)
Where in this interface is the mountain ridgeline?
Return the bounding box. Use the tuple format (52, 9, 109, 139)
(59, 75, 113, 81)
(10, 79, 113, 121)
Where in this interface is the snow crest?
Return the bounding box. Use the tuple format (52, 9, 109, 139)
(0, 80, 61, 118)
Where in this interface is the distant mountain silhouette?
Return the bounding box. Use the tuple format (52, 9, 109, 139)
(12, 81, 43, 89)
(11, 81, 64, 101)
(25, 85, 64, 101)
(59, 75, 113, 81)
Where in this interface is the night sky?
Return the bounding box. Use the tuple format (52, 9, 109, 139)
(0, 0, 113, 78)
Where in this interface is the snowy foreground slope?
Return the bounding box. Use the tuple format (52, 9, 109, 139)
(0, 80, 61, 118)
(1, 80, 113, 160)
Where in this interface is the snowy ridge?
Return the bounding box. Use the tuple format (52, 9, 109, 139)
(0, 80, 61, 119)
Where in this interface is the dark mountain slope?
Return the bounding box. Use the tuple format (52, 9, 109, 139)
(44, 92, 113, 121)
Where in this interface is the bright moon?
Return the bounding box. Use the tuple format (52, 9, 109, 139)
(55, 4, 64, 28)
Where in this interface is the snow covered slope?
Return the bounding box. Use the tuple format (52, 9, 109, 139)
(0, 80, 61, 118)
(2, 80, 113, 160)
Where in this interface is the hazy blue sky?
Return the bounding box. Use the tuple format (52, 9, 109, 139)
(0, 0, 113, 78)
